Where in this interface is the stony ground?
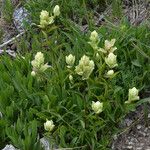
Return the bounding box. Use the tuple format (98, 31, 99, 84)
(112, 104, 150, 150)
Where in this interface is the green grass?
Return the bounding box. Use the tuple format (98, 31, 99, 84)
(1, 0, 14, 23)
(0, 1, 150, 150)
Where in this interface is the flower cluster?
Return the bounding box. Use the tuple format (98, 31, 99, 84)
(105, 53, 118, 68)
(92, 101, 103, 114)
(66, 54, 75, 68)
(88, 31, 118, 78)
(75, 55, 95, 80)
(31, 52, 49, 76)
(39, 5, 60, 28)
(88, 30, 100, 50)
(125, 87, 140, 104)
(65, 54, 94, 80)
(99, 39, 117, 54)
(44, 119, 55, 132)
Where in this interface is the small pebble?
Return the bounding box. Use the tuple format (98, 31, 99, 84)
(137, 124, 142, 130)
(144, 128, 148, 132)
(113, 134, 118, 140)
(127, 145, 133, 149)
(10, 44, 17, 50)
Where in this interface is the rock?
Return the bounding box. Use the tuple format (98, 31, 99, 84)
(40, 137, 58, 150)
(10, 43, 17, 50)
(127, 145, 133, 149)
(13, 7, 29, 32)
(124, 118, 133, 127)
(40, 137, 51, 150)
(137, 124, 142, 130)
(2, 145, 17, 150)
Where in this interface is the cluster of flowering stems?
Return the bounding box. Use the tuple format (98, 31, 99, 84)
(39, 5, 60, 28)
(30, 9, 140, 131)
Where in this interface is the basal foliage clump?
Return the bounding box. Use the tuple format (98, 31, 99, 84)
(0, 3, 150, 150)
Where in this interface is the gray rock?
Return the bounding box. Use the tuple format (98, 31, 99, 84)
(40, 137, 58, 150)
(40, 137, 51, 150)
(127, 145, 133, 149)
(137, 124, 142, 130)
(13, 7, 29, 32)
(2, 145, 17, 150)
(124, 118, 133, 127)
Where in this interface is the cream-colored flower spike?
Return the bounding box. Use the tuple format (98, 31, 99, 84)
(31, 52, 49, 75)
(75, 55, 95, 80)
(53, 5, 60, 17)
(125, 87, 140, 104)
(89, 30, 99, 42)
(92, 101, 103, 114)
(66, 54, 75, 68)
(38, 6, 60, 28)
(105, 53, 118, 68)
(98, 39, 117, 54)
(39, 10, 54, 28)
(40, 10, 49, 20)
(105, 39, 116, 50)
(88, 30, 99, 50)
(44, 120, 55, 132)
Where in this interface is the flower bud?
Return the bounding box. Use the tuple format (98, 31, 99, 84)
(106, 70, 114, 78)
(53, 5, 60, 17)
(92, 101, 103, 114)
(31, 71, 36, 77)
(96, 53, 100, 59)
(66, 54, 75, 68)
(0, 112, 2, 118)
(44, 120, 55, 132)
(88, 30, 99, 50)
(125, 87, 139, 103)
(90, 30, 99, 42)
(69, 75, 73, 83)
(105, 53, 118, 68)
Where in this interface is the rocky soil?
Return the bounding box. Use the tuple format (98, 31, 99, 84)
(112, 104, 150, 150)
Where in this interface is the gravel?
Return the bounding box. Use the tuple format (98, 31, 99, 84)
(112, 105, 150, 150)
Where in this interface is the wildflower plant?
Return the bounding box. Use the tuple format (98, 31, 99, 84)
(125, 87, 140, 104)
(31, 52, 50, 76)
(44, 119, 55, 132)
(38, 5, 60, 28)
(0, 2, 150, 150)
(75, 55, 95, 80)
